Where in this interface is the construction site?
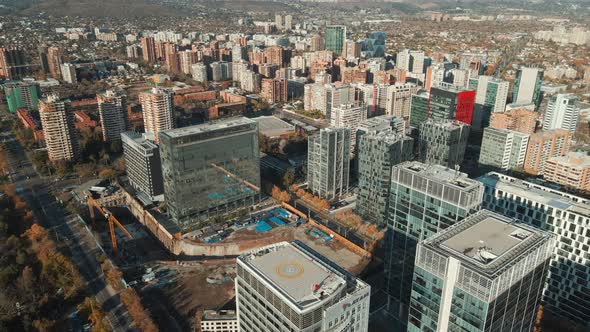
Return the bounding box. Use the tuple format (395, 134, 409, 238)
(83, 181, 373, 331)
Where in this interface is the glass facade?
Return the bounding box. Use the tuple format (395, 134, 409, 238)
(409, 93, 429, 128)
(384, 162, 484, 326)
(4, 82, 41, 113)
(159, 118, 260, 229)
(325, 25, 346, 56)
(428, 87, 475, 125)
(363, 32, 386, 58)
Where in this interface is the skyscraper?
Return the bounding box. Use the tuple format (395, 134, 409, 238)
(191, 63, 208, 82)
(385, 161, 484, 327)
(409, 91, 430, 128)
(141, 36, 157, 64)
(97, 90, 128, 142)
(307, 128, 350, 202)
(0, 46, 27, 79)
(139, 88, 174, 143)
(159, 117, 260, 227)
(386, 83, 420, 119)
(363, 32, 386, 58)
(512, 67, 543, 108)
(468, 75, 510, 113)
(418, 119, 470, 168)
(543, 93, 579, 134)
(428, 83, 476, 125)
(260, 78, 288, 104)
(478, 172, 590, 328)
(356, 130, 413, 225)
(39, 95, 80, 163)
(3, 81, 41, 114)
(489, 108, 537, 135)
(325, 25, 346, 56)
(409, 50, 425, 74)
(396, 49, 411, 72)
(408, 210, 554, 332)
(211, 61, 232, 81)
(121, 132, 164, 201)
(479, 127, 529, 171)
(236, 241, 371, 332)
(47, 46, 63, 80)
(330, 104, 367, 152)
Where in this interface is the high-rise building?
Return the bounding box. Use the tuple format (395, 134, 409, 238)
(236, 241, 371, 332)
(428, 83, 476, 125)
(60, 63, 77, 84)
(418, 119, 470, 168)
(3, 81, 41, 113)
(385, 161, 484, 327)
(139, 88, 174, 143)
(97, 90, 128, 142)
(325, 25, 346, 56)
(39, 95, 80, 163)
(479, 128, 530, 171)
(231, 45, 246, 63)
(478, 172, 590, 328)
(512, 67, 543, 108)
(260, 78, 288, 104)
(121, 132, 164, 201)
(47, 46, 63, 80)
(396, 49, 411, 72)
(408, 210, 555, 332)
(38, 45, 49, 74)
(192, 63, 208, 82)
(330, 104, 367, 153)
(0, 46, 27, 79)
(211, 61, 232, 81)
(543, 93, 579, 134)
(303, 83, 356, 119)
(284, 15, 293, 30)
(345, 40, 363, 59)
(489, 108, 537, 135)
(543, 151, 590, 192)
(159, 117, 260, 227)
(468, 76, 510, 113)
(307, 128, 350, 202)
(356, 130, 413, 225)
(274, 14, 283, 29)
(141, 36, 157, 64)
(523, 129, 569, 175)
(409, 91, 430, 128)
(386, 83, 420, 119)
(178, 50, 197, 75)
(363, 32, 386, 58)
(409, 50, 425, 74)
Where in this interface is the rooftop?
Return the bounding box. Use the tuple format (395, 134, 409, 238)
(395, 161, 482, 191)
(159, 117, 256, 139)
(477, 172, 590, 218)
(427, 210, 551, 276)
(202, 310, 236, 321)
(240, 242, 347, 309)
(548, 151, 590, 168)
(253, 116, 295, 138)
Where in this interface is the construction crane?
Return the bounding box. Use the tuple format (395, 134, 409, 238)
(86, 195, 133, 255)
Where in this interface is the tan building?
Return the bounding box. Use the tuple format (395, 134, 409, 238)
(544, 152, 590, 192)
(47, 46, 63, 80)
(523, 129, 569, 175)
(490, 108, 538, 135)
(39, 95, 80, 163)
(140, 88, 174, 143)
(260, 78, 288, 104)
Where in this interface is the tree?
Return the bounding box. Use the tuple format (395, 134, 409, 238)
(282, 168, 295, 188)
(98, 168, 116, 180)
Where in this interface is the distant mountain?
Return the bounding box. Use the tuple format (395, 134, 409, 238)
(2, 0, 187, 17)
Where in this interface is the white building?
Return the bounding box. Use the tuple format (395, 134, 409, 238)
(308, 128, 351, 201)
(479, 127, 529, 170)
(330, 104, 367, 153)
(201, 310, 238, 332)
(60, 63, 77, 84)
(385, 83, 420, 119)
(191, 63, 208, 82)
(236, 241, 370, 332)
(543, 93, 579, 134)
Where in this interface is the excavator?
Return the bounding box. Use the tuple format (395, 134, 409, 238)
(86, 195, 133, 255)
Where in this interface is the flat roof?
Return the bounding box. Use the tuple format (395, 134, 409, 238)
(441, 216, 530, 263)
(242, 242, 346, 308)
(427, 210, 551, 276)
(160, 117, 256, 139)
(395, 161, 482, 190)
(253, 116, 295, 137)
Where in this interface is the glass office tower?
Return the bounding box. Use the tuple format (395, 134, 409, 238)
(159, 117, 260, 228)
(385, 161, 484, 327)
(408, 210, 554, 332)
(325, 25, 346, 56)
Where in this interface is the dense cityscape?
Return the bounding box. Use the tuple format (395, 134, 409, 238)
(0, 0, 589, 332)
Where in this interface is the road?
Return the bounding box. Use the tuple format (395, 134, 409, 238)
(0, 114, 134, 331)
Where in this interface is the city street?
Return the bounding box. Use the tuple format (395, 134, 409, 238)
(0, 112, 134, 332)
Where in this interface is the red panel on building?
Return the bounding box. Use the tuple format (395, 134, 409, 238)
(454, 90, 475, 125)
